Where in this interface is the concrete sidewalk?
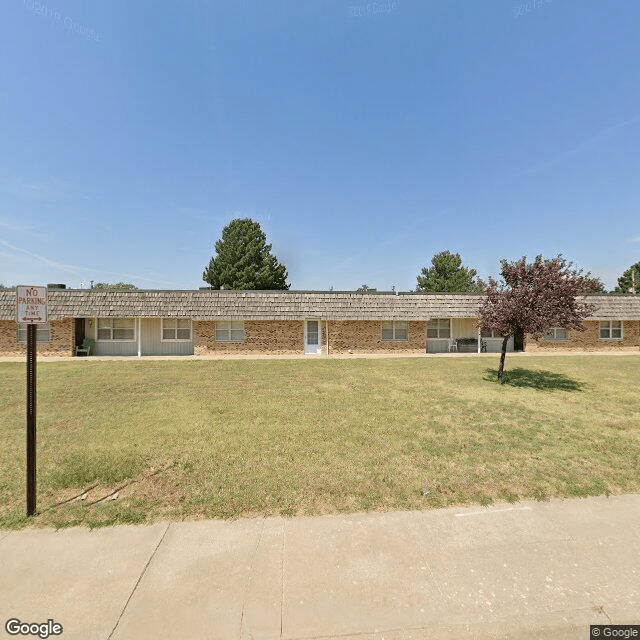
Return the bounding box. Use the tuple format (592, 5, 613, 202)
(0, 350, 638, 362)
(1, 495, 639, 640)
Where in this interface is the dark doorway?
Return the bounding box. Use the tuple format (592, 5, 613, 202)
(514, 327, 525, 351)
(74, 318, 85, 353)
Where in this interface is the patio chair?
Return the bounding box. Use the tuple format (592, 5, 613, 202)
(447, 338, 457, 352)
(75, 338, 95, 357)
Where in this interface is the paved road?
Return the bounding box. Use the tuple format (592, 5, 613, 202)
(1, 495, 639, 639)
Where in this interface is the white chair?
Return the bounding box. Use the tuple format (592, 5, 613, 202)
(448, 338, 457, 352)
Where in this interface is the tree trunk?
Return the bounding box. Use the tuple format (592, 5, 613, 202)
(498, 336, 509, 384)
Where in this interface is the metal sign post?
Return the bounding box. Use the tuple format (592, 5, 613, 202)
(26, 324, 37, 516)
(16, 286, 48, 517)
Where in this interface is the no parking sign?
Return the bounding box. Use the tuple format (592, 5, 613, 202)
(16, 285, 48, 516)
(16, 285, 48, 324)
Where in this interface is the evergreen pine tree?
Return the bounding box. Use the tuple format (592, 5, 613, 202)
(613, 261, 640, 294)
(416, 250, 485, 292)
(202, 218, 289, 290)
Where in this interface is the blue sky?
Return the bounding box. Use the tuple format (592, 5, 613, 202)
(1, 0, 639, 291)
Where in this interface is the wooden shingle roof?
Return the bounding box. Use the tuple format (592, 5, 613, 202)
(1, 290, 639, 321)
(577, 294, 640, 320)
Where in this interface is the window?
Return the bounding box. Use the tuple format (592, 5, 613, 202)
(97, 318, 135, 341)
(306, 320, 319, 345)
(215, 320, 245, 342)
(427, 318, 450, 339)
(162, 318, 192, 341)
(544, 327, 569, 340)
(17, 323, 50, 343)
(481, 328, 504, 338)
(381, 320, 408, 341)
(600, 320, 622, 340)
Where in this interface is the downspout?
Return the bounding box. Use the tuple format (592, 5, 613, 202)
(326, 318, 330, 358)
(137, 317, 141, 358)
(425, 317, 429, 354)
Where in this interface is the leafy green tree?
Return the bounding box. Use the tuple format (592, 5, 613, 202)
(416, 250, 485, 292)
(613, 261, 640, 294)
(356, 284, 377, 293)
(92, 282, 138, 290)
(203, 218, 289, 290)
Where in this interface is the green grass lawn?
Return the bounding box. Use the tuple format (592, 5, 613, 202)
(1, 355, 639, 529)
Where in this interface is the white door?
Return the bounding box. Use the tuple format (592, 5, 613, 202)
(304, 319, 322, 355)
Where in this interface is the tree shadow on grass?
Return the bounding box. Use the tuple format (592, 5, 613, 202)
(483, 368, 587, 391)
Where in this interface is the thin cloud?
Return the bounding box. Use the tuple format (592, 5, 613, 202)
(627, 235, 640, 243)
(0, 249, 19, 263)
(0, 176, 70, 200)
(0, 239, 178, 287)
(329, 211, 447, 279)
(521, 113, 640, 175)
(0, 216, 33, 233)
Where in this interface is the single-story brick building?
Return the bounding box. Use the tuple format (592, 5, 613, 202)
(0, 289, 639, 357)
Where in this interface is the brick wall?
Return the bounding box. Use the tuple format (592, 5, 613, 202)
(193, 320, 427, 355)
(526, 320, 640, 351)
(3, 317, 636, 357)
(325, 320, 427, 354)
(193, 320, 304, 355)
(193, 320, 428, 355)
(0, 319, 75, 357)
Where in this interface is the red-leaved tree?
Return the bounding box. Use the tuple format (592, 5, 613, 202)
(479, 255, 602, 383)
